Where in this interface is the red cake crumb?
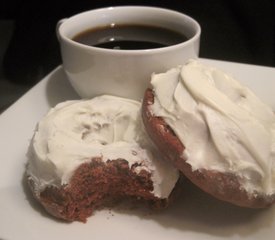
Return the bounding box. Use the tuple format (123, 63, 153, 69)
(28, 158, 176, 222)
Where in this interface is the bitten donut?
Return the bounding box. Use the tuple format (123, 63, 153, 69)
(142, 60, 275, 208)
(26, 95, 179, 222)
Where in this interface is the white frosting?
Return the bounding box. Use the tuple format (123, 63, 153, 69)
(151, 60, 275, 196)
(27, 95, 179, 199)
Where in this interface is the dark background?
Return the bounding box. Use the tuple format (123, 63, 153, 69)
(0, 0, 274, 86)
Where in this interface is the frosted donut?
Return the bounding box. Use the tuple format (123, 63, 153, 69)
(142, 60, 275, 208)
(26, 95, 179, 222)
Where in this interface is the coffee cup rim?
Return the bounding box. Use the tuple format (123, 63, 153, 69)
(57, 6, 201, 55)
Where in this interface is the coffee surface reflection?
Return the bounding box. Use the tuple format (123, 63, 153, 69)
(73, 24, 188, 50)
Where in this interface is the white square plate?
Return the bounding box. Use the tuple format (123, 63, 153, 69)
(1, 58, 275, 240)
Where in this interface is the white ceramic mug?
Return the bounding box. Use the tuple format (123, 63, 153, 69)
(57, 6, 201, 100)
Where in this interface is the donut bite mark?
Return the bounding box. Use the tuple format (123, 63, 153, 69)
(28, 158, 172, 222)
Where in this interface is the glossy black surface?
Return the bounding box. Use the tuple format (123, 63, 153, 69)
(73, 24, 188, 50)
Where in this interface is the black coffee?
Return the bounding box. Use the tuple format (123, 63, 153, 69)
(72, 24, 188, 50)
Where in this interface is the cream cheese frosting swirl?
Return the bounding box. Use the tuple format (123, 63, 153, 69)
(150, 60, 275, 196)
(27, 95, 179, 198)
